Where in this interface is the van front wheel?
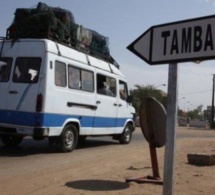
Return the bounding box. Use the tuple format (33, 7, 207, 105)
(119, 124, 132, 144)
(0, 135, 23, 147)
(60, 125, 78, 152)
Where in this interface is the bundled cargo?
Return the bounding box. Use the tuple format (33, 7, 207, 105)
(6, 2, 113, 64)
(90, 30, 110, 59)
(7, 2, 76, 44)
(76, 25, 110, 59)
(76, 25, 93, 53)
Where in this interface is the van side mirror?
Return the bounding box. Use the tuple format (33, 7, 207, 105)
(126, 95, 133, 103)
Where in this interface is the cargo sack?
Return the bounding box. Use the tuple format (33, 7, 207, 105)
(8, 10, 57, 39)
(7, 2, 75, 43)
(90, 30, 110, 59)
(76, 25, 93, 53)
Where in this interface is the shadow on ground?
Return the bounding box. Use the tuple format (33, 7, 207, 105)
(0, 138, 118, 157)
(65, 179, 129, 191)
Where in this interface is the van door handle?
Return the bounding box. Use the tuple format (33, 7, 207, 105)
(9, 90, 18, 94)
(96, 101, 101, 104)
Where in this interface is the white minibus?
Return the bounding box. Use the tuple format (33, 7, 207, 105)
(0, 38, 135, 152)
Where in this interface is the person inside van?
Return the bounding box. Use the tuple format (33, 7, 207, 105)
(119, 90, 125, 100)
(97, 81, 113, 96)
(17, 65, 32, 82)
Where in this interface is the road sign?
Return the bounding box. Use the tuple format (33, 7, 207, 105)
(128, 15, 215, 65)
(139, 97, 166, 148)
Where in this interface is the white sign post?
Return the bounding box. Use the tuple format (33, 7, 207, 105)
(163, 63, 178, 195)
(127, 15, 215, 195)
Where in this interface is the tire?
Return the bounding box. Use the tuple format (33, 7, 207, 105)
(119, 124, 132, 144)
(0, 135, 23, 147)
(60, 124, 78, 152)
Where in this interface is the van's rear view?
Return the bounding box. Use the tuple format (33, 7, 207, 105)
(0, 39, 45, 145)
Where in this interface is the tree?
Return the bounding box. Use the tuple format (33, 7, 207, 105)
(187, 104, 203, 120)
(130, 84, 167, 114)
(178, 104, 203, 119)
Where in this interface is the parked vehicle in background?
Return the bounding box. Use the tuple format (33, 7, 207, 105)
(178, 117, 188, 127)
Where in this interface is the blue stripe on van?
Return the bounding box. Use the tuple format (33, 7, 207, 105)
(40, 113, 95, 127)
(0, 110, 130, 128)
(0, 110, 36, 126)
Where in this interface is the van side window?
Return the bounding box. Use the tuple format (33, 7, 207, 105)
(68, 66, 80, 89)
(97, 74, 116, 97)
(0, 58, 12, 82)
(13, 58, 41, 83)
(82, 70, 94, 92)
(68, 65, 94, 92)
(119, 80, 128, 101)
(55, 61, 66, 87)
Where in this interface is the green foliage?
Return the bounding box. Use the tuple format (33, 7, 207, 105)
(178, 104, 204, 121)
(131, 84, 204, 121)
(130, 84, 167, 114)
(187, 104, 203, 119)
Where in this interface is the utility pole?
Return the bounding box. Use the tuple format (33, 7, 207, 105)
(211, 74, 215, 128)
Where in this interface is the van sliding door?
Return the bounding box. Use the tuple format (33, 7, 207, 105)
(93, 74, 117, 134)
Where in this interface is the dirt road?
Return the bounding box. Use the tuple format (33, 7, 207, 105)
(0, 127, 215, 195)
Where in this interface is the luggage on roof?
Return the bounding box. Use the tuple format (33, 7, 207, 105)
(7, 2, 75, 43)
(6, 2, 115, 65)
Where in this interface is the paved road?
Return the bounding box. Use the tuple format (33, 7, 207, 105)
(0, 129, 141, 157)
(0, 127, 214, 156)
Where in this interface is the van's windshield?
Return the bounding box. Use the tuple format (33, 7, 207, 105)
(12, 57, 41, 83)
(0, 58, 13, 82)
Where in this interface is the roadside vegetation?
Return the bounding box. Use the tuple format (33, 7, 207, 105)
(130, 84, 203, 120)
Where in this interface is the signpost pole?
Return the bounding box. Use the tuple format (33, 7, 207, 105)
(163, 63, 178, 195)
(211, 74, 215, 128)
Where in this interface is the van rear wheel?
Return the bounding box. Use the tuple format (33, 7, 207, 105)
(119, 124, 132, 144)
(60, 124, 78, 152)
(0, 135, 23, 147)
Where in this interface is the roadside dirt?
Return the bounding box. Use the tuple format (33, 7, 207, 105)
(0, 127, 215, 195)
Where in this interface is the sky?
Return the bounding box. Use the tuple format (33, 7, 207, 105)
(1, 0, 215, 111)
